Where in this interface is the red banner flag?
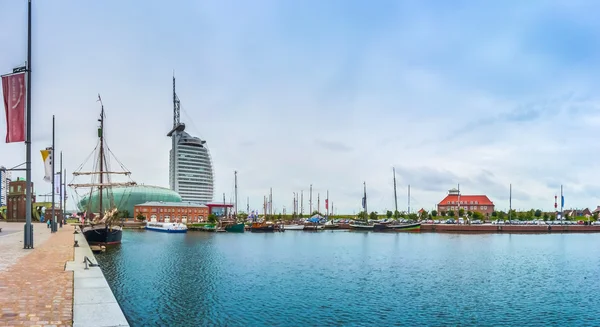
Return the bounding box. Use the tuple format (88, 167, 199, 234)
(2, 72, 26, 143)
(325, 199, 328, 210)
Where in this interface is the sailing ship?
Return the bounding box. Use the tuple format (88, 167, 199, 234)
(69, 95, 136, 245)
(223, 171, 244, 233)
(349, 182, 374, 230)
(373, 168, 421, 232)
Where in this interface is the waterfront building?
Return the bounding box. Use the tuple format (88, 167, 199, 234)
(134, 201, 209, 223)
(437, 188, 494, 217)
(206, 203, 234, 217)
(167, 76, 214, 204)
(0, 167, 11, 206)
(77, 185, 182, 218)
(7, 179, 36, 222)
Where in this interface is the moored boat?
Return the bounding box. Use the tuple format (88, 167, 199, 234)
(251, 221, 275, 232)
(323, 220, 340, 229)
(373, 222, 420, 232)
(224, 222, 245, 233)
(82, 223, 123, 245)
(304, 224, 323, 230)
(386, 223, 421, 231)
(69, 96, 136, 245)
(283, 224, 305, 230)
(349, 223, 374, 230)
(145, 222, 188, 233)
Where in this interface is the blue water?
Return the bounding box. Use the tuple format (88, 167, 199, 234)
(96, 230, 600, 326)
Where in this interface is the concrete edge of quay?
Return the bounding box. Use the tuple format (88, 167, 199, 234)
(66, 228, 130, 327)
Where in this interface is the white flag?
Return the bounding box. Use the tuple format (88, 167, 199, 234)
(40, 148, 53, 183)
(54, 173, 61, 195)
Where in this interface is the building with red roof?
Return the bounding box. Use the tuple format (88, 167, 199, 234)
(437, 188, 494, 217)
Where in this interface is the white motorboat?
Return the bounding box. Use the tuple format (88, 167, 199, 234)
(283, 224, 305, 230)
(145, 222, 188, 233)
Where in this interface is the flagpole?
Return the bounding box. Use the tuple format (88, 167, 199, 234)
(51, 115, 56, 232)
(24, 0, 33, 248)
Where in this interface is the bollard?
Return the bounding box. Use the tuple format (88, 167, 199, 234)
(74, 240, 79, 247)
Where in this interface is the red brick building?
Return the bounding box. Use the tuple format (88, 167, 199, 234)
(134, 201, 209, 223)
(7, 179, 36, 222)
(437, 188, 494, 217)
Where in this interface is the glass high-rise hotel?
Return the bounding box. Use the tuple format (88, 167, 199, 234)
(169, 131, 214, 204)
(167, 76, 214, 204)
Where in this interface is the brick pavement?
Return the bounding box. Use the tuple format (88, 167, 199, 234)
(0, 223, 74, 327)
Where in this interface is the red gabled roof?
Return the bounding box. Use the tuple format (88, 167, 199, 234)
(438, 195, 493, 206)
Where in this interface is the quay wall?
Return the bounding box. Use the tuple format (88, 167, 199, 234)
(421, 224, 600, 233)
(66, 229, 130, 327)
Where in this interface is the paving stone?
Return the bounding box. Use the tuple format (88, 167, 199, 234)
(0, 223, 74, 326)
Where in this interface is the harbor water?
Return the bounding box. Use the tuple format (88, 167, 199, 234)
(96, 230, 600, 326)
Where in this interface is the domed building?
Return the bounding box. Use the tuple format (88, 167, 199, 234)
(77, 185, 182, 217)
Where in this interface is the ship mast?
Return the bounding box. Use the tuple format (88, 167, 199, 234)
(98, 94, 105, 220)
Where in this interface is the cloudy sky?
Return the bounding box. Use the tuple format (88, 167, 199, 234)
(1, 0, 600, 214)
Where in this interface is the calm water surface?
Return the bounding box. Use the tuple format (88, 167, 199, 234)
(96, 230, 600, 326)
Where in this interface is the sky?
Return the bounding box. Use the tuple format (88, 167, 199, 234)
(1, 0, 600, 214)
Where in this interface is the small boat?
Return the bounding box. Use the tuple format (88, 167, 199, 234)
(349, 223, 374, 230)
(386, 223, 421, 231)
(251, 221, 275, 232)
(224, 222, 245, 233)
(303, 224, 323, 231)
(283, 224, 305, 230)
(322, 220, 339, 229)
(145, 222, 188, 233)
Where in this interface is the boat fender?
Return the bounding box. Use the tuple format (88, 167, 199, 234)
(548, 225, 551, 231)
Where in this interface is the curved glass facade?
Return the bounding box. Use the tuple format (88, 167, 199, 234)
(77, 185, 182, 215)
(169, 131, 214, 204)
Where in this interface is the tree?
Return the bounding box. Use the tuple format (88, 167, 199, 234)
(386, 210, 393, 219)
(277, 213, 283, 221)
(534, 209, 542, 218)
(208, 214, 218, 223)
(491, 211, 498, 217)
(440, 211, 446, 217)
(448, 211, 455, 217)
(472, 211, 484, 220)
(458, 208, 465, 217)
(136, 213, 145, 221)
(543, 212, 549, 221)
(393, 210, 400, 219)
(420, 210, 428, 219)
(369, 211, 378, 220)
(431, 210, 438, 217)
(357, 211, 368, 220)
(407, 213, 418, 221)
(119, 210, 130, 219)
(466, 210, 472, 217)
(299, 213, 304, 219)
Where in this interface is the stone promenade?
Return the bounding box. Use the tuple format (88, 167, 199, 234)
(0, 222, 74, 327)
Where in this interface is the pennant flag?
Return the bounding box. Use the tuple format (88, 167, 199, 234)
(561, 196, 564, 208)
(362, 196, 366, 209)
(325, 199, 329, 210)
(40, 148, 53, 182)
(2, 72, 26, 143)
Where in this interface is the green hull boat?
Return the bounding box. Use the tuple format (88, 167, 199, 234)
(224, 223, 245, 233)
